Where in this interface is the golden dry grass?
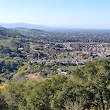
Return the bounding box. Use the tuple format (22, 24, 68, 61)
(26, 73, 44, 81)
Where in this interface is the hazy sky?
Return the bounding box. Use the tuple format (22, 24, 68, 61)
(0, 0, 110, 28)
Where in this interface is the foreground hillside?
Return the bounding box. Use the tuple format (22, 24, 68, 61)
(0, 59, 110, 110)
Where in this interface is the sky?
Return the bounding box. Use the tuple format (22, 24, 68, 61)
(0, 0, 110, 28)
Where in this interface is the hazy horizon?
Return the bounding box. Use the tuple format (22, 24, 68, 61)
(1, 22, 110, 30)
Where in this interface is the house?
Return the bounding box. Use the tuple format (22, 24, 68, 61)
(57, 68, 68, 75)
(60, 71, 68, 75)
(18, 48, 24, 51)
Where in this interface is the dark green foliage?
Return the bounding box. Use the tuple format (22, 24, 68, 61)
(0, 59, 110, 110)
(0, 91, 9, 110)
(0, 60, 23, 74)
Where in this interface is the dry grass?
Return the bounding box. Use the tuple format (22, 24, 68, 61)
(25, 73, 45, 81)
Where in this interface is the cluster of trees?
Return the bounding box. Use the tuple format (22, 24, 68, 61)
(0, 60, 23, 74)
(0, 59, 110, 110)
(0, 38, 30, 59)
(0, 59, 23, 82)
(33, 52, 47, 59)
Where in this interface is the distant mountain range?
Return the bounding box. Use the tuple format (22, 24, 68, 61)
(0, 23, 75, 32)
(0, 26, 50, 38)
(0, 23, 50, 30)
(0, 23, 69, 32)
(0, 23, 110, 33)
